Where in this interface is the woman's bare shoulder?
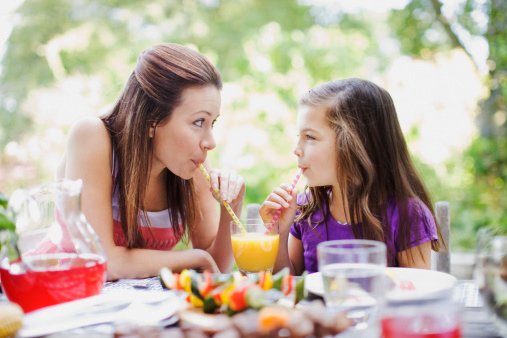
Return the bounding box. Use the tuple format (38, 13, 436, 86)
(69, 116, 109, 142)
(60, 117, 111, 174)
(58, 117, 110, 178)
(66, 117, 110, 153)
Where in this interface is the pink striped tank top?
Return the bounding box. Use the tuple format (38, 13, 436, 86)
(111, 150, 182, 250)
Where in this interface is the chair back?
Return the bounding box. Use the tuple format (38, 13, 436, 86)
(246, 203, 261, 222)
(431, 201, 450, 273)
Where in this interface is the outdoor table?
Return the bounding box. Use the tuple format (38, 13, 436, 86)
(2, 276, 504, 337)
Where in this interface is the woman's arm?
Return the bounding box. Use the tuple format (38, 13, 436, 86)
(61, 117, 218, 280)
(397, 241, 432, 269)
(189, 165, 245, 272)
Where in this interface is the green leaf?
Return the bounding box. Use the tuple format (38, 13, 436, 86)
(0, 193, 8, 209)
(0, 209, 15, 231)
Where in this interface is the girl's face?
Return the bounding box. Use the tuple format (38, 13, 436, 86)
(151, 85, 220, 179)
(294, 104, 338, 187)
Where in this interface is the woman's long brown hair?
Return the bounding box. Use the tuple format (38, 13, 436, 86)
(101, 43, 222, 248)
(297, 78, 443, 265)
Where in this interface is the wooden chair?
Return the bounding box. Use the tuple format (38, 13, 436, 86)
(431, 201, 451, 273)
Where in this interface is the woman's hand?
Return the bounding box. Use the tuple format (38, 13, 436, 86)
(209, 169, 245, 207)
(260, 184, 298, 234)
(194, 249, 220, 273)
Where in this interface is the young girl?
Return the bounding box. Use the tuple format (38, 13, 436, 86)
(260, 78, 443, 275)
(57, 43, 244, 280)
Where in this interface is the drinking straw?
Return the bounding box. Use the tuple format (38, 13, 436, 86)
(265, 169, 302, 234)
(198, 164, 246, 234)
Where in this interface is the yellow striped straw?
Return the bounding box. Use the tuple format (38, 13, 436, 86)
(198, 164, 246, 234)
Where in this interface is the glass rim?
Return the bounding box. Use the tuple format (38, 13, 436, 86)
(317, 239, 386, 254)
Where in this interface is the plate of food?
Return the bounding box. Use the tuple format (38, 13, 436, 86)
(305, 267, 457, 303)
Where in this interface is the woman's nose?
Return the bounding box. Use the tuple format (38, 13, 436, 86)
(202, 132, 216, 151)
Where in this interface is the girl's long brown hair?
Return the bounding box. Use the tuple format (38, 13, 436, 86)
(101, 43, 222, 248)
(298, 78, 443, 265)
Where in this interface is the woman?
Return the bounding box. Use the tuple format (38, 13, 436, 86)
(57, 43, 244, 280)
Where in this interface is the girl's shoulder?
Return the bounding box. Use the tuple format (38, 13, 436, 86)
(387, 197, 435, 229)
(296, 191, 311, 206)
(388, 196, 430, 213)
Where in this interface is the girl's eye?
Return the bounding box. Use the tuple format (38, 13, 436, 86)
(193, 118, 205, 127)
(212, 119, 217, 128)
(305, 134, 316, 140)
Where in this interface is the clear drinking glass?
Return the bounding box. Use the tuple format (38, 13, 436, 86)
(317, 239, 386, 334)
(0, 179, 106, 313)
(475, 231, 507, 336)
(230, 219, 279, 274)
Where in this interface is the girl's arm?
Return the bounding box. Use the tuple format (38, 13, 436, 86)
(273, 231, 305, 275)
(189, 165, 245, 273)
(397, 241, 432, 269)
(60, 117, 219, 280)
(260, 186, 303, 274)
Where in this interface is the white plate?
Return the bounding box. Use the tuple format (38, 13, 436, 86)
(18, 290, 186, 337)
(305, 267, 457, 303)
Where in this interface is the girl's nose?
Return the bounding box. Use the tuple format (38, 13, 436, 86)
(293, 145, 303, 157)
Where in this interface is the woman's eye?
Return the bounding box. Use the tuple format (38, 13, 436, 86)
(305, 134, 315, 140)
(193, 118, 205, 127)
(211, 119, 217, 128)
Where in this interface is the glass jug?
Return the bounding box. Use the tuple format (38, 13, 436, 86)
(0, 179, 106, 313)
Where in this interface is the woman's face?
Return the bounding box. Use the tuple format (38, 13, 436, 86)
(151, 85, 220, 179)
(294, 104, 338, 187)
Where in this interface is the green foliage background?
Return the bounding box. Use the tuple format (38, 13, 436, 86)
(1, 0, 506, 250)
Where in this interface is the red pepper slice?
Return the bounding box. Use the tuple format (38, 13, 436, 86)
(229, 284, 252, 312)
(283, 275, 293, 295)
(199, 270, 213, 297)
(258, 271, 265, 289)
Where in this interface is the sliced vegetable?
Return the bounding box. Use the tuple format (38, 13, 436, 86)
(229, 284, 253, 312)
(199, 270, 213, 297)
(159, 267, 177, 289)
(203, 296, 220, 313)
(282, 274, 293, 296)
(262, 271, 273, 290)
(245, 285, 265, 309)
(295, 271, 307, 304)
(191, 278, 203, 300)
(189, 294, 204, 307)
(271, 268, 287, 291)
(179, 269, 192, 293)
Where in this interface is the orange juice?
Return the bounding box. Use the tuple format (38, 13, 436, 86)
(231, 232, 279, 273)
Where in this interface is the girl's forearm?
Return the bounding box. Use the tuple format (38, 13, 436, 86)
(273, 230, 295, 274)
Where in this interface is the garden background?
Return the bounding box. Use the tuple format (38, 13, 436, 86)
(0, 0, 506, 253)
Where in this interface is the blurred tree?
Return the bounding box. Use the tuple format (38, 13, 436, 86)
(0, 0, 381, 204)
(389, 0, 507, 244)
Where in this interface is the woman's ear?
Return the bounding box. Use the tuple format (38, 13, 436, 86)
(149, 123, 156, 138)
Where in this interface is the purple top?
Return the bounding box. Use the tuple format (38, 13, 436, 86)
(290, 193, 438, 273)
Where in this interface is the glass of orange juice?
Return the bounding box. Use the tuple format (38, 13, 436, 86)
(230, 219, 279, 274)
